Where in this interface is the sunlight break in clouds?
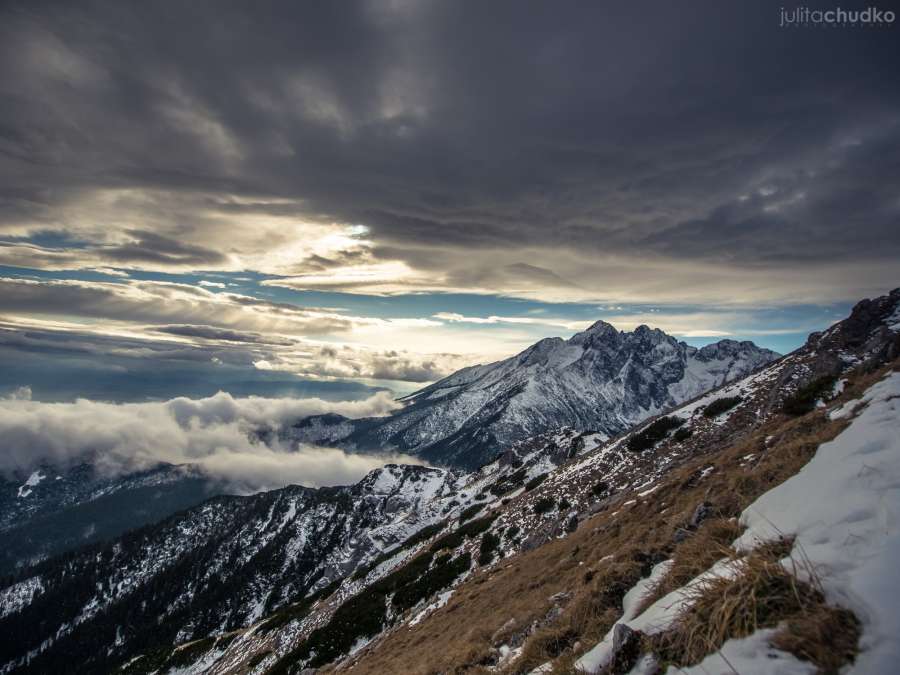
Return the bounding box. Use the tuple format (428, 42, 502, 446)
(0, 390, 417, 492)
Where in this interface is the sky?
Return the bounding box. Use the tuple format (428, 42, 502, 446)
(0, 1, 897, 485)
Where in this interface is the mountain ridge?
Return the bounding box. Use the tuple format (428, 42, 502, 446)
(287, 322, 780, 468)
(0, 461, 219, 576)
(0, 321, 770, 575)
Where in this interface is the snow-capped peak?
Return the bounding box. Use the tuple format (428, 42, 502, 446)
(286, 322, 780, 470)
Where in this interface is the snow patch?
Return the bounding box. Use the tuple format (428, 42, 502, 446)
(0, 576, 44, 618)
(735, 372, 900, 674)
(887, 304, 900, 331)
(348, 635, 374, 656)
(409, 589, 454, 626)
(664, 628, 815, 675)
(17, 470, 45, 498)
(577, 556, 748, 673)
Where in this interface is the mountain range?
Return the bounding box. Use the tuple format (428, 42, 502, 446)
(286, 323, 779, 468)
(2, 289, 897, 674)
(0, 323, 777, 576)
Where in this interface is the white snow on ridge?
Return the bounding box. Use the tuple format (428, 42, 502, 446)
(390, 323, 777, 461)
(410, 589, 455, 626)
(17, 470, 45, 498)
(0, 576, 44, 619)
(674, 361, 782, 421)
(735, 371, 900, 674)
(669, 351, 751, 404)
(887, 304, 900, 331)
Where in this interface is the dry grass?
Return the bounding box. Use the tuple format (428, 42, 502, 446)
(647, 545, 860, 674)
(501, 557, 644, 674)
(772, 603, 861, 674)
(650, 549, 822, 665)
(510, 625, 579, 673)
(634, 517, 743, 616)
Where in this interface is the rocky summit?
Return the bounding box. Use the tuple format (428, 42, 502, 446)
(287, 323, 779, 469)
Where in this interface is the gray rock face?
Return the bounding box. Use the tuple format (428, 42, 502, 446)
(763, 288, 900, 414)
(609, 623, 642, 673)
(806, 287, 900, 368)
(289, 323, 779, 469)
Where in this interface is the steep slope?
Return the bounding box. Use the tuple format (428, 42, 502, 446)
(0, 462, 219, 576)
(289, 324, 779, 469)
(0, 464, 474, 674)
(1, 290, 895, 675)
(315, 290, 900, 675)
(0, 417, 612, 674)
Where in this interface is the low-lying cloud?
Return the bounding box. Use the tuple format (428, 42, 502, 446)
(0, 389, 415, 492)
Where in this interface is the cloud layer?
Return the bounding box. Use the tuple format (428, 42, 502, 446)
(0, 1, 896, 403)
(1, 1, 897, 305)
(0, 389, 413, 492)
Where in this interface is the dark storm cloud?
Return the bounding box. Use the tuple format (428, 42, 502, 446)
(100, 230, 228, 267)
(0, 322, 267, 368)
(0, 0, 897, 300)
(641, 123, 900, 264)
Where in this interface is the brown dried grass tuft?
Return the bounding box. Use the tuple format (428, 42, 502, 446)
(652, 552, 815, 664)
(649, 547, 859, 673)
(772, 603, 861, 675)
(635, 517, 743, 616)
(500, 558, 644, 674)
